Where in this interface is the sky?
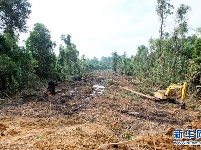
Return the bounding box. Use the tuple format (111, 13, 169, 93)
(19, 0, 201, 59)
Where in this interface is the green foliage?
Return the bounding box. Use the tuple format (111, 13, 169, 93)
(11, 47, 39, 90)
(0, 0, 40, 97)
(112, 52, 118, 73)
(0, 1, 86, 98)
(85, 56, 112, 72)
(109, 2, 200, 98)
(175, 4, 191, 35)
(57, 34, 81, 81)
(0, 54, 18, 95)
(156, 0, 174, 38)
(111, 52, 131, 76)
(193, 38, 201, 64)
(80, 55, 87, 74)
(0, 39, 40, 97)
(0, 35, 11, 54)
(26, 23, 57, 79)
(107, 80, 114, 85)
(0, 0, 31, 36)
(0, 0, 200, 100)
(196, 28, 201, 37)
(123, 132, 132, 140)
(117, 52, 127, 75)
(132, 45, 150, 79)
(36, 134, 45, 140)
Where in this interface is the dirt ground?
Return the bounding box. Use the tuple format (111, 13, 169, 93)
(0, 70, 201, 150)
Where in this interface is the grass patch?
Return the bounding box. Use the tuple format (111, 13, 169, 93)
(107, 80, 114, 85)
(124, 91, 142, 101)
(123, 132, 133, 140)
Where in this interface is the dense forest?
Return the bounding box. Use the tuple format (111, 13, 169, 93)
(0, 0, 200, 98)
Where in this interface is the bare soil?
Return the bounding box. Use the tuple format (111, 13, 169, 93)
(0, 70, 201, 150)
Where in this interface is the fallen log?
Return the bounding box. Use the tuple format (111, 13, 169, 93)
(119, 86, 156, 100)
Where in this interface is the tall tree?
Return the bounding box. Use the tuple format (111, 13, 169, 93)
(80, 54, 87, 74)
(112, 52, 118, 74)
(174, 4, 191, 47)
(156, 0, 174, 39)
(58, 34, 80, 81)
(133, 45, 149, 78)
(168, 4, 191, 81)
(196, 28, 201, 37)
(0, 34, 11, 55)
(26, 23, 56, 79)
(61, 34, 71, 46)
(0, 0, 31, 36)
(155, 0, 173, 77)
(193, 37, 201, 64)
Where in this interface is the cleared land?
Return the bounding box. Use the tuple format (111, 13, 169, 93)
(0, 70, 201, 150)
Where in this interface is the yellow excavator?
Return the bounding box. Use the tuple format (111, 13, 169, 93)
(120, 82, 187, 109)
(154, 82, 187, 109)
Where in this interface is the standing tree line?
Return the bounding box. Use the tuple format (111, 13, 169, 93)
(111, 0, 201, 97)
(0, 0, 95, 97)
(0, 0, 200, 98)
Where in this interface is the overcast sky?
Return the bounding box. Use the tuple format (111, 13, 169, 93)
(20, 0, 201, 59)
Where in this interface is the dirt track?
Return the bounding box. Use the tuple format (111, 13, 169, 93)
(0, 70, 201, 149)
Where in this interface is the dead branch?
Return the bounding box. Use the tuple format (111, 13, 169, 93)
(97, 136, 141, 149)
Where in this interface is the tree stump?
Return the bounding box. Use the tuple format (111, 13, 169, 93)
(47, 81, 57, 95)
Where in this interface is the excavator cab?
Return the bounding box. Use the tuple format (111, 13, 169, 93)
(154, 82, 187, 109)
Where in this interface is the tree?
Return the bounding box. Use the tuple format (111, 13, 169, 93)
(155, 0, 174, 78)
(0, 54, 17, 95)
(166, 4, 191, 82)
(112, 52, 118, 74)
(175, 4, 191, 37)
(84, 56, 112, 72)
(26, 23, 57, 79)
(122, 52, 127, 75)
(0, 0, 31, 36)
(133, 45, 149, 79)
(187, 37, 201, 97)
(80, 54, 87, 74)
(193, 37, 201, 64)
(0, 34, 11, 55)
(61, 34, 71, 46)
(57, 34, 81, 81)
(156, 0, 173, 39)
(196, 28, 201, 37)
(0, 44, 39, 96)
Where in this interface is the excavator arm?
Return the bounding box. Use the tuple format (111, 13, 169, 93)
(164, 82, 187, 102)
